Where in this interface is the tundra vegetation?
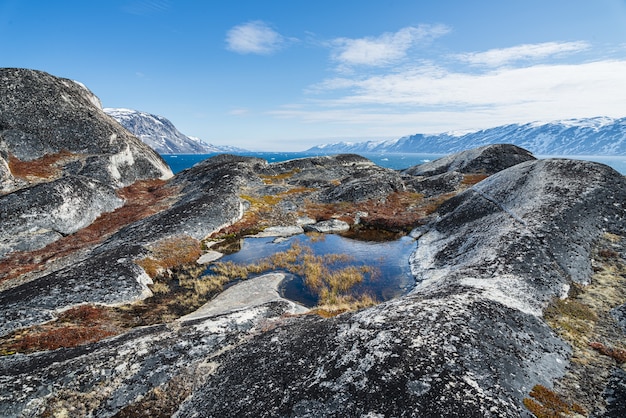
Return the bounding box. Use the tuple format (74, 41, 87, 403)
(524, 232, 626, 416)
(0, 151, 503, 356)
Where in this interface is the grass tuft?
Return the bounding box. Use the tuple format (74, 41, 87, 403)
(136, 235, 202, 279)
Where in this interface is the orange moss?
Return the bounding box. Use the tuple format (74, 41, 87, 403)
(259, 169, 301, 184)
(303, 191, 450, 231)
(461, 173, 489, 185)
(523, 384, 586, 418)
(2, 304, 118, 354)
(8, 326, 116, 353)
(8, 150, 77, 180)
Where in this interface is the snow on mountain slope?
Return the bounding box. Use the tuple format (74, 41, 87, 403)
(104, 108, 245, 154)
(308, 117, 626, 155)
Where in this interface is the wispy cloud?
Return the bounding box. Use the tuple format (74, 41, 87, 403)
(226, 21, 290, 55)
(455, 41, 591, 67)
(330, 24, 450, 68)
(272, 57, 626, 135)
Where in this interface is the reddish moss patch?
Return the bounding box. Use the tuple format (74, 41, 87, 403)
(304, 191, 454, 232)
(523, 384, 586, 418)
(0, 179, 178, 285)
(0, 304, 120, 354)
(8, 150, 78, 180)
(589, 341, 626, 364)
(460, 173, 489, 186)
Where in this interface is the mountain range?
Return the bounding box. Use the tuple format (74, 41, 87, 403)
(104, 108, 245, 155)
(307, 116, 626, 155)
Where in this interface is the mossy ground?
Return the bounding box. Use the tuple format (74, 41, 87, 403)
(524, 232, 626, 416)
(0, 167, 479, 356)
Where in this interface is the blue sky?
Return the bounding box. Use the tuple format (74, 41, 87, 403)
(2, 0, 626, 151)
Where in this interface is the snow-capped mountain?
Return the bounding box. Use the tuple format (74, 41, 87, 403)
(104, 108, 245, 154)
(308, 117, 626, 156)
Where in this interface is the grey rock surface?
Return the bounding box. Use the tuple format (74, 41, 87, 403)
(0, 175, 122, 257)
(180, 272, 308, 321)
(404, 143, 536, 177)
(405, 170, 464, 196)
(0, 71, 624, 417)
(0, 68, 172, 188)
(303, 219, 351, 233)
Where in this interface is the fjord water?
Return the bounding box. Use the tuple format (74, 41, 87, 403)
(163, 152, 626, 174)
(205, 234, 418, 307)
(162, 152, 444, 173)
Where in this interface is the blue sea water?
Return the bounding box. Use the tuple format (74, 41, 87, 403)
(162, 152, 626, 175)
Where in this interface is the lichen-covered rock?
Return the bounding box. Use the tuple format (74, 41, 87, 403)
(0, 301, 301, 418)
(0, 68, 172, 189)
(0, 176, 122, 257)
(404, 143, 536, 177)
(303, 219, 350, 233)
(405, 170, 464, 196)
(411, 159, 626, 313)
(176, 294, 569, 417)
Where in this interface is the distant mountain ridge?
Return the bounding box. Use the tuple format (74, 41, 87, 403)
(308, 116, 626, 155)
(105, 108, 245, 155)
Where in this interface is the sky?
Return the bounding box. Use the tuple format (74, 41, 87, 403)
(2, 0, 626, 151)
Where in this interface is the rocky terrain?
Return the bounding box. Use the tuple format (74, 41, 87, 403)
(1, 69, 625, 417)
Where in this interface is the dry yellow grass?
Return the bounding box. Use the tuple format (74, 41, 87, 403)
(136, 235, 202, 279)
(206, 242, 378, 312)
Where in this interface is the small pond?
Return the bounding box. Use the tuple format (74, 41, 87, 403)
(204, 233, 417, 307)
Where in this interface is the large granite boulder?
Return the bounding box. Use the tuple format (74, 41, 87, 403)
(404, 143, 536, 177)
(0, 68, 172, 189)
(0, 68, 172, 260)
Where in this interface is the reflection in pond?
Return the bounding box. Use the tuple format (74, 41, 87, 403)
(205, 233, 417, 308)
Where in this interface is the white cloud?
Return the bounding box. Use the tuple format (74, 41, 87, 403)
(455, 41, 591, 67)
(272, 59, 626, 135)
(226, 21, 286, 55)
(331, 24, 450, 68)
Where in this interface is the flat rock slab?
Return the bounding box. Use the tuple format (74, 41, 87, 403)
(247, 225, 304, 238)
(179, 273, 308, 321)
(196, 250, 224, 264)
(303, 219, 350, 233)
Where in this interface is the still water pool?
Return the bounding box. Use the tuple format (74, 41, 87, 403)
(205, 233, 417, 307)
